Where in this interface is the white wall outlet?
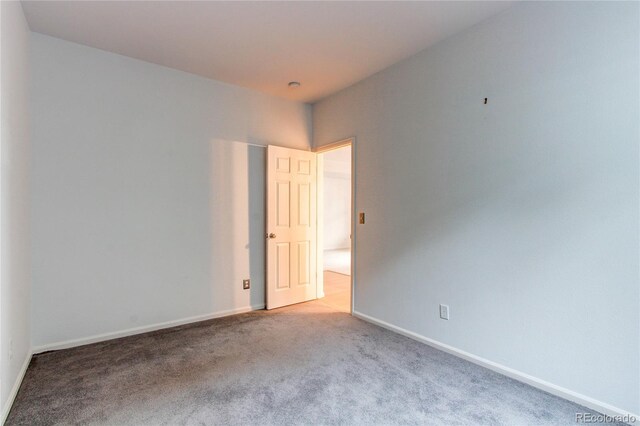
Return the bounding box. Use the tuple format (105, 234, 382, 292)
(243, 279, 250, 290)
(439, 304, 450, 320)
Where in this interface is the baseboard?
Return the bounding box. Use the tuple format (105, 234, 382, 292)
(1, 349, 32, 425)
(33, 304, 265, 354)
(353, 310, 640, 425)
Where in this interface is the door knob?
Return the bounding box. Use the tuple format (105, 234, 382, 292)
(267, 233, 276, 239)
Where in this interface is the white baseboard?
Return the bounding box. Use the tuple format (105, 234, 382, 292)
(353, 310, 639, 425)
(1, 349, 33, 425)
(33, 304, 265, 354)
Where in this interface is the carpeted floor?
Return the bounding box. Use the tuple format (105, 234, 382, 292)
(7, 301, 611, 425)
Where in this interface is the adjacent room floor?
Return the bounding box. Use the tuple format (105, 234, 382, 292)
(318, 271, 351, 313)
(6, 301, 606, 425)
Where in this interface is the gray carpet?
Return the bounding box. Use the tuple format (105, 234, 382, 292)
(7, 301, 613, 425)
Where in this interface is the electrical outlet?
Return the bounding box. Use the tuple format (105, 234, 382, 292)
(359, 212, 365, 224)
(243, 279, 250, 290)
(439, 304, 450, 320)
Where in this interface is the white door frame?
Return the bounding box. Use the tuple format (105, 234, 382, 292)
(314, 137, 356, 314)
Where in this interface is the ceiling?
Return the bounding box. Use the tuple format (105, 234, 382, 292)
(22, 1, 513, 103)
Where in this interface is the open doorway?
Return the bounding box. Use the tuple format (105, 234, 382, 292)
(317, 142, 352, 313)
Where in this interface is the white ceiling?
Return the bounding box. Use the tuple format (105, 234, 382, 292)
(21, 1, 513, 103)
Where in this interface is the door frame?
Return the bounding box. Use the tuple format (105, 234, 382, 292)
(314, 137, 356, 314)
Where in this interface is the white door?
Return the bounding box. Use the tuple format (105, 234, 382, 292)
(266, 145, 317, 309)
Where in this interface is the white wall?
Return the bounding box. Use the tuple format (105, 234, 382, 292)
(314, 2, 639, 416)
(0, 0, 31, 419)
(323, 147, 351, 250)
(30, 34, 312, 348)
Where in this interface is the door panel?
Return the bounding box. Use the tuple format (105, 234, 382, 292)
(276, 181, 290, 226)
(298, 183, 310, 226)
(276, 243, 290, 289)
(267, 145, 317, 309)
(297, 241, 310, 285)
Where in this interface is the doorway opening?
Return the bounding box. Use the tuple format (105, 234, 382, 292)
(264, 139, 354, 312)
(317, 141, 353, 313)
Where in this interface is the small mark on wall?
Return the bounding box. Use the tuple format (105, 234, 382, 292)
(484, 98, 488, 104)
